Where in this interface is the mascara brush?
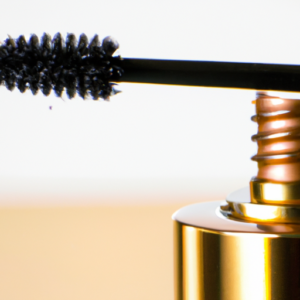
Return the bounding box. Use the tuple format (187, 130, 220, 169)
(0, 33, 123, 100)
(1, 32, 300, 101)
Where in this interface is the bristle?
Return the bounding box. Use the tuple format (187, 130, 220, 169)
(17, 70, 27, 93)
(54, 80, 64, 97)
(40, 33, 51, 57)
(102, 36, 119, 56)
(65, 33, 77, 54)
(0, 32, 123, 99)
(28, 34, 39, 50)
(65, 70, 76, 99)
(0, 47, 8, 58)
(89, 35, 99, 49)
(5, 72, 16, 91)
(40, 70, 52, 96)
(88, 35, 103, 57)
(52, 32, 64, 54)
(16, 35, 27, 51)
(77, 34, 88, 56)
(6, 35, 16, 49)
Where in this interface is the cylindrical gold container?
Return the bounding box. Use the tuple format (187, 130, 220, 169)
(173, 198, 300, 300)
(173, 92, 300, 300)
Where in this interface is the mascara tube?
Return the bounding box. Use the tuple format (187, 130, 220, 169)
(173, 91, 300, 300)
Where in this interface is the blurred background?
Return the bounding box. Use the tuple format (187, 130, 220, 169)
(0, 0, 299, 299)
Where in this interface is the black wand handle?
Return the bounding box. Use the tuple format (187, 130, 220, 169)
(115, 58, 300, 92)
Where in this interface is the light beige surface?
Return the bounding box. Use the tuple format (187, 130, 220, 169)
(0, 203, 197, 300)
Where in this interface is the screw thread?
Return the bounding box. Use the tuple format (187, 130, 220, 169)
(252, 92, 300, 182)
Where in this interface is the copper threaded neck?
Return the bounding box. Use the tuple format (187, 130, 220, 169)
(251, 92, 300, 182)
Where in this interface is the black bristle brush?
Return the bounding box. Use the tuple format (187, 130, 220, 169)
(0, 33, 123, 100)
(1, 32, 300, 100)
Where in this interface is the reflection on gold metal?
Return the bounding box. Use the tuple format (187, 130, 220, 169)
(173, 201, 300, 300)
(173, 92, 300, 300)
(221, 186, 300, 223)
(250, 177, 300, 205)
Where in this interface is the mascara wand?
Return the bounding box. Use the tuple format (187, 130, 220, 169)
(116, 58, 300, 92)
(1, 32, 300, 100)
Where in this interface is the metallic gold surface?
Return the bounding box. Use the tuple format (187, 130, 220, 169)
(221, 187, 300, 223)
(173, 92, 300, 300)
(173, 201, 300, 300)
(250, 177, 300, 205)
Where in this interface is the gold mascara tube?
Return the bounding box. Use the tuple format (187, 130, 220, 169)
(173, 91, 300, 300)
